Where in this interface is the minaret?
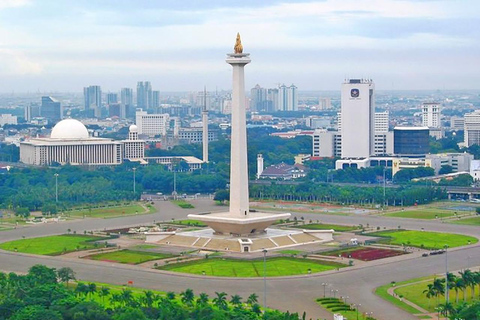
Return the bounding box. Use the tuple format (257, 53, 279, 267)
(257, 154, 264, 179)
(202, 86, 209, 163)
(226, 33, 251, 217)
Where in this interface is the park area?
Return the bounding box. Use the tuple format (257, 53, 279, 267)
(325, 247, 406, 261)
(293, 223, 360, 232)
(65, 203, 153, 219)
(159, 257, 344, 277)
(86, 249, 172, 264)
(449, 216, 480, 226)
(385, 208, 456, 219)
(368, 230, 477, 249)
(0, 234, 105, 255)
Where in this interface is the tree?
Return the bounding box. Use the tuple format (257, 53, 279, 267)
(28, 265, 58, 286)
(213, 291, 228, 310)
(459, 269, 475, 300)
(439, 165, 454, 175)
(98, 286, 110, 305)
(214, 189, 229, 203)
(247, 293, 258, 305)
(180, 288, 195, 306)
(87, 282, 97, 298)
(230, 294, 243, 308)
(196, 293, 209, 306)
(423, 283, 436, 308)
(56, 267, 75, 288)
(453, 276, 466, 304)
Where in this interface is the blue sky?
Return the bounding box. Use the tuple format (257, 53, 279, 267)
(0, 0, 478, 92)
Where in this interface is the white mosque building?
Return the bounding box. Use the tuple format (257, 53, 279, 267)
(20, 119, 144, 166)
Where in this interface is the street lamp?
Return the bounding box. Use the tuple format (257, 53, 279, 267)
(383, 167, 386, 207)
(263, 248, 268, 309)
(321, 283, 328, 298)
(132, 168, 136, 195)
(445, 244, 449, 304)
(356, 303, 361, 320)
(343, 295, 349, 304)
(331, 289, 338, 299)
(54, 173, 59, 203)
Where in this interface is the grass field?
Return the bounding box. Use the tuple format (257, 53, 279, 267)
(171, 200, 195, 209)
(159, 257, 344, 277)
(449, 216, 480, 226)
(173, 219, 207, 227)
(87, 249, 172, 264)
(66, 204, 150, 218)
(375, 277, 432, 315)
(369, 230, 478, 249)
(278, 249, 303, 255)
(293, 223, 360, 232)
(385, 208, 456, 220)
(0, 234, 104, 255)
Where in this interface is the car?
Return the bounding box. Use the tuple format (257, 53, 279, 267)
(422, 253, 429, 257)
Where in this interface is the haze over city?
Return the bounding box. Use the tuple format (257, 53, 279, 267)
(1, 0, 479, 92)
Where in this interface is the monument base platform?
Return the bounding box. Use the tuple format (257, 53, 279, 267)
(187, 211, 291, 237)
(145, 227, 334, 253)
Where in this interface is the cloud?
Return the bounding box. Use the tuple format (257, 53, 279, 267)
(0, 49, 42, 75)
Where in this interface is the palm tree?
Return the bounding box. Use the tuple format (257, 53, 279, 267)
(75, 283, 88, 298)
(230, 294, 243, 309)
(98, 286, 110, 305)
(437, 302, 455, 318)
(459, 269, 475, 300)
(213, 291, 228, 310)
(251, 303, 262, 314)
(166, 291, 176, 300)
(120, 288, 134, 307)
(247, 293, 258, 306)
(453, 277, 466, 304)
(87, 282, 97, 298)
(432, 278, 445, 306)
(180, 288, 195, 306)
(141, 290, 155, 308)
(423, 283, 436, 308)
(196, 293, 209, 306)
(474, 271, 480, 298)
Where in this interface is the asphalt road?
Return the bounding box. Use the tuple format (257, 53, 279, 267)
(0, 200, 479, 320)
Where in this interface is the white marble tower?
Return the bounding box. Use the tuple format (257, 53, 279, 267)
(225, 40, 251, 217)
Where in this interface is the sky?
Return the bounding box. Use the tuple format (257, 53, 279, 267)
(0, 0, 479, 92)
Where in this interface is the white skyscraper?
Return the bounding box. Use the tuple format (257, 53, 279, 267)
(277, 84, 298, 111)
(340, 79, 375, 158)
(422, 102, 441, 128)
(464, 110, 480, 147)
(135, 109, 170, 137)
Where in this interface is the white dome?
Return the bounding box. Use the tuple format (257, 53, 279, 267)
(51, 119, 89, 139)
(129, 124, 138, 132)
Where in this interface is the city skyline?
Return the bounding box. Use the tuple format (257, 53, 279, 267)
(0, 0, 479, 92)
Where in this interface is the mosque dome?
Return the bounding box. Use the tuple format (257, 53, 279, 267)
(50, 119, 89, 139)
(129, 124, 138, 133)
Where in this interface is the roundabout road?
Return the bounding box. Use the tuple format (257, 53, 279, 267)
(0, 200, 479, 320)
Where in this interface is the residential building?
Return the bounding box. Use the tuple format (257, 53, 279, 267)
(120, 88, 134, 119)
(106, 93, 118, 104)
(137, 81, 152, 109)
(277, 84, 298, 111)
(422, 102, 441, 128)
(250, 84, 267, 112)
(152, 90, 160, 108)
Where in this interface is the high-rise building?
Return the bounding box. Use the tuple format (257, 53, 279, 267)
(250, 84, 267, 112)
(106, 93, 118, 105)
(83, 85, 102, 118)
(267, 88, 278, 111)
(340, 79, 375, 158)
(422, 102, 441, 128)
(152, 90, 160, 108)
(120, 88, 134, 119)
(135, 109, 169, 137)
(464, 110, 480, 147)
(137, 81, 152, 109)
(40, 96, 62, 122)
(277, 84, 298, 111)
(393, 127, 429, 157)
(374, 111, 389, 133)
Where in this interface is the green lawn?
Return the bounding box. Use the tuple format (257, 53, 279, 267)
(375, 278, 431, 315)
(278, 249, 303, 255)
(171, 200, 195, 209)
(369, 230, 478, 249)
(316, 298, 363, 320)
(449, 216, 480, 226)
(87, 250, 172, 264)
(159, 257, 344, 277)
(293, 223, 360, 232)
(393, 277, 476, 313)
(66, 204, 149, 218)
(385, 208, 456, 220)
(174, 219, 207, 227)
(0, 234, 104, 255)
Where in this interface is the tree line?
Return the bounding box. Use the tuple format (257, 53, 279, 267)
(0, 265, 303, 320)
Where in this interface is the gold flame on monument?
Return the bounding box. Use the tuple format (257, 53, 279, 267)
(234, 32, 243, 54)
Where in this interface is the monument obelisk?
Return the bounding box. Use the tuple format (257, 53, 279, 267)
(188, 34, 290, 236)
(226, 33, 250, 217)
